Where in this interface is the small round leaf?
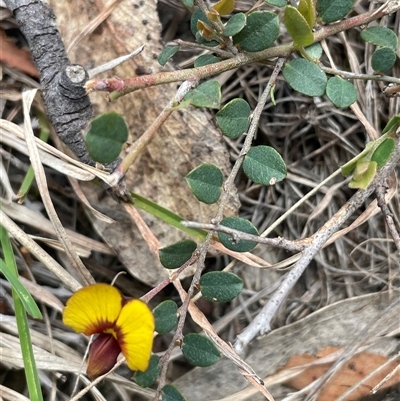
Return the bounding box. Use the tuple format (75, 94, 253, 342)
(162, 385, 187, 401)
(243, 145, 287, 186)
(85, 112, 128, 164)
(326, 76, 357, 108)
(159, 240, 197, 269)
(284, 5, 314, 46)
(194, 54, 220, 67)
(153, 300, 179, 334)
(218, 217, 258, 252)
(224, 13, 246, 37)
(200, 272, 243, 303)
(233, 11, 279, 52)
(361, 27, 398, 51)
(182, 333, 221, 367)
(316, 0, 354, 23)
(304, 42, 323, 59)
(371, 138, 395, 169)
(371, 47, 397, 73)
(182, 81, 221, 109)
(215, 98, 251, 139)
(134, 355, 160, 387)
(158, 46, 179, 66)
(186, 163, 223, 204)
(283, 58, 327, 97)
(265, 0, 286, 6)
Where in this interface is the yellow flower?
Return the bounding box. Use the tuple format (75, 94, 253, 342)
(62, 283, 154, 379)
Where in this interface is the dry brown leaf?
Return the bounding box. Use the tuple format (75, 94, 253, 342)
(48, 0, 239, 286)
(0, 29, 39, 77)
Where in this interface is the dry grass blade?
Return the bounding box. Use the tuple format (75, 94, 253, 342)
(21, 89, 94, 286)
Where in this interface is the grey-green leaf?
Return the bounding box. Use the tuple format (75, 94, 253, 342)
(85, 112, 128, 164)
(181, 80, 221, 109)
(224, 13, 246, 37)
(233, 11, 279, 52)
(159, 240, 197, 269)
(218, 217, 259, 252)
(316, 0, 354, 23)
(304, 42, 323, 59)
(283, 58, 327, 96)
(326, 76, 357, 108)
(371, 47, 397, 73)
(162, 385, 187, 401)
(243, 145, 287, 186)
(265, 0, 286, 6)
(153, 300, 179, 334)
(194, 54, 220, 67)
(200, 271, 243, 303)
(134, 355, 160, 387)
(361, 26, 398, 51)
(158, 46, 179, 66)
(186, 163, 223, 204)
(215, 98, 251, 139)
(182, 333, 221, 367)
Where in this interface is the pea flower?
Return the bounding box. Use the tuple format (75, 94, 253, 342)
(63, 283, 154, 379)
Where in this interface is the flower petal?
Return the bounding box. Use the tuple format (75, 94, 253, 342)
(87, 333, 121, 379)
(115, 299, 154, 371)
(63, 284, 123, 335)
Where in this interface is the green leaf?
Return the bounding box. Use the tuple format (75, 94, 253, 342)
(181, 0, 193, 7)
(215, 98, 251, 139)
(361, 27, 398, 51)
(159, 240, 197, 269)
(200, 271, 243, 303)
(284, 5, 314, 46)
(158, 46, 180, 66)
(182, 333, 221, 367)
(282, 58, 327, 96)
(130, 192, 207, 241)
(298, 0, 315, 28)
(218, 217, 259, 252)
(371, 47, 397, 73)
(162, 385, 187, 401)
(316, 0, 354, 23)
(348, 160, 377, 189)
(134, 355, 160, 387)
(186, 163, 223, 204)
(85, 112, 128, 164)
(153, 300, 179, 334)
(194, 54, 220, 67)
(243, 145, 287, 186)
(304, 42, 323, 59)
(382, 115, 400, 134)
(224, 13, 246, 37)
(265, 0, 286, 6)
(371, 138, 395, 169)
(181, 81, 221, 109)
(326, 76, 357, 108)
(233, 11, 279, 52)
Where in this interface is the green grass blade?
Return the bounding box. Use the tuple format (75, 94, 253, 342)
(0, 225, 44, 401)
(130, 192, 207, 240)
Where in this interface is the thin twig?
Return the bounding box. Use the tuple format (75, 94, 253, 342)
(375, 182, 400, 255)
(181, 221, 307, 252)
(234, 136, 400, 354)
